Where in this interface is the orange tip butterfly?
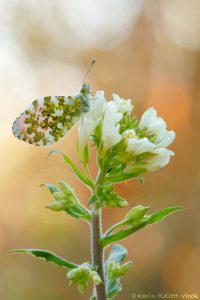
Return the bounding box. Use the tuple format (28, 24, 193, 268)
(12, 60, 96, 146)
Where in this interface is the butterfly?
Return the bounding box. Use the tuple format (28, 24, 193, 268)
(12, 60, 96, 146)
(12, 84, 91, 146)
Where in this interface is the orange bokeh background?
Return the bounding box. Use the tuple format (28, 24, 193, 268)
(0, 1, 200, 299)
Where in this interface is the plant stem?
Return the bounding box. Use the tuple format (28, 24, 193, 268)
(84, 164, 95, 190)
(91, 171, 107, 300)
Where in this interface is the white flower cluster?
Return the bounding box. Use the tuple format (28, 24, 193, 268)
(78, 91, 175, 174)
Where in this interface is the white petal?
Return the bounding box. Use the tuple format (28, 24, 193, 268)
(140, 107, 157, 128)
(146, 148, 174, 171)
(102, 121, 122, 151)
(104, 101, 123, 125)
(156, 130, 176, 148)
(95, 91, 104, 99)
(113, 93, 133, 114)
(78, 117, 99, 149)
(127, 137, 155, 155)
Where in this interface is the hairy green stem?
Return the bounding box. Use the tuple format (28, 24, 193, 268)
(91, 171, 107, 300)
(84, 164, 95, 190)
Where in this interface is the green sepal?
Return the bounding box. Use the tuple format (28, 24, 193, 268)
(105, 169, 145, 184)
(91, 134, 101, 148)
(6, 249, 78, 269)
(77, 143, 90, 165)
(48, 149, 94, 189)
(119, 115, 139, 134)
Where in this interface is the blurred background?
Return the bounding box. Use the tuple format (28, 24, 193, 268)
(0, 0, 200, 299)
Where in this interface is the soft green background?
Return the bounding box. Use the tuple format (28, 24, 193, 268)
(0, 0, 200, 299)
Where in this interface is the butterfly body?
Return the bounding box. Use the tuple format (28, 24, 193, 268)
(13, 84, 91, 146)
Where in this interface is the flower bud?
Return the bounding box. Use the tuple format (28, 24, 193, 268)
(125, 205, 150, 224)
(113, 93, 133, 115)
(89, 271, 102, 285)
(45, 202, 63, 211)
(139, 107, 175, 149)
(78, 118, 96, 164)
(107, 260, 132, 280)
(59, 180, 76, 197)
(67, 265, 101, 294)
(77, 94, 105, 164)
(52, 191, 65, 201)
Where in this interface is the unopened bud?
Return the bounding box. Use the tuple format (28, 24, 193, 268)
(125, 205, 150, 224)
(67, 265, 101, 294)
(107, 260, 132, 280)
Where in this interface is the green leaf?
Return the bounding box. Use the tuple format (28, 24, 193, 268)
(65, 205, 91, 221)
(107, 279, 121, 299)
(6, 249, 78, 269)
(48, 149, 94, 189)
(105, 245, 130, 299)
(106, 244, 127, 264)
(105, 172, 142, 184)
(101, 220, 148, 247)
(147, 206, 185, 224)
(101, 206, 185, 247)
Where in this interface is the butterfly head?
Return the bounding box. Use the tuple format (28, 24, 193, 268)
(80, 83, 90, 95)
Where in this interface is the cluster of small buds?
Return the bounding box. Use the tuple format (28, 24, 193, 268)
(67, 265, 101, 293)
(94, 183, 128, 209)
(46, 180, 79, 211)
(77, 91, 175, 180)
(45, 181, 91, 221)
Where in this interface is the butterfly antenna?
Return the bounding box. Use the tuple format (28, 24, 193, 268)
(83, 58, 96, 84)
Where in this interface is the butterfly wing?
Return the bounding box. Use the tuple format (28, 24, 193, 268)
(12, 95, 86, 146)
